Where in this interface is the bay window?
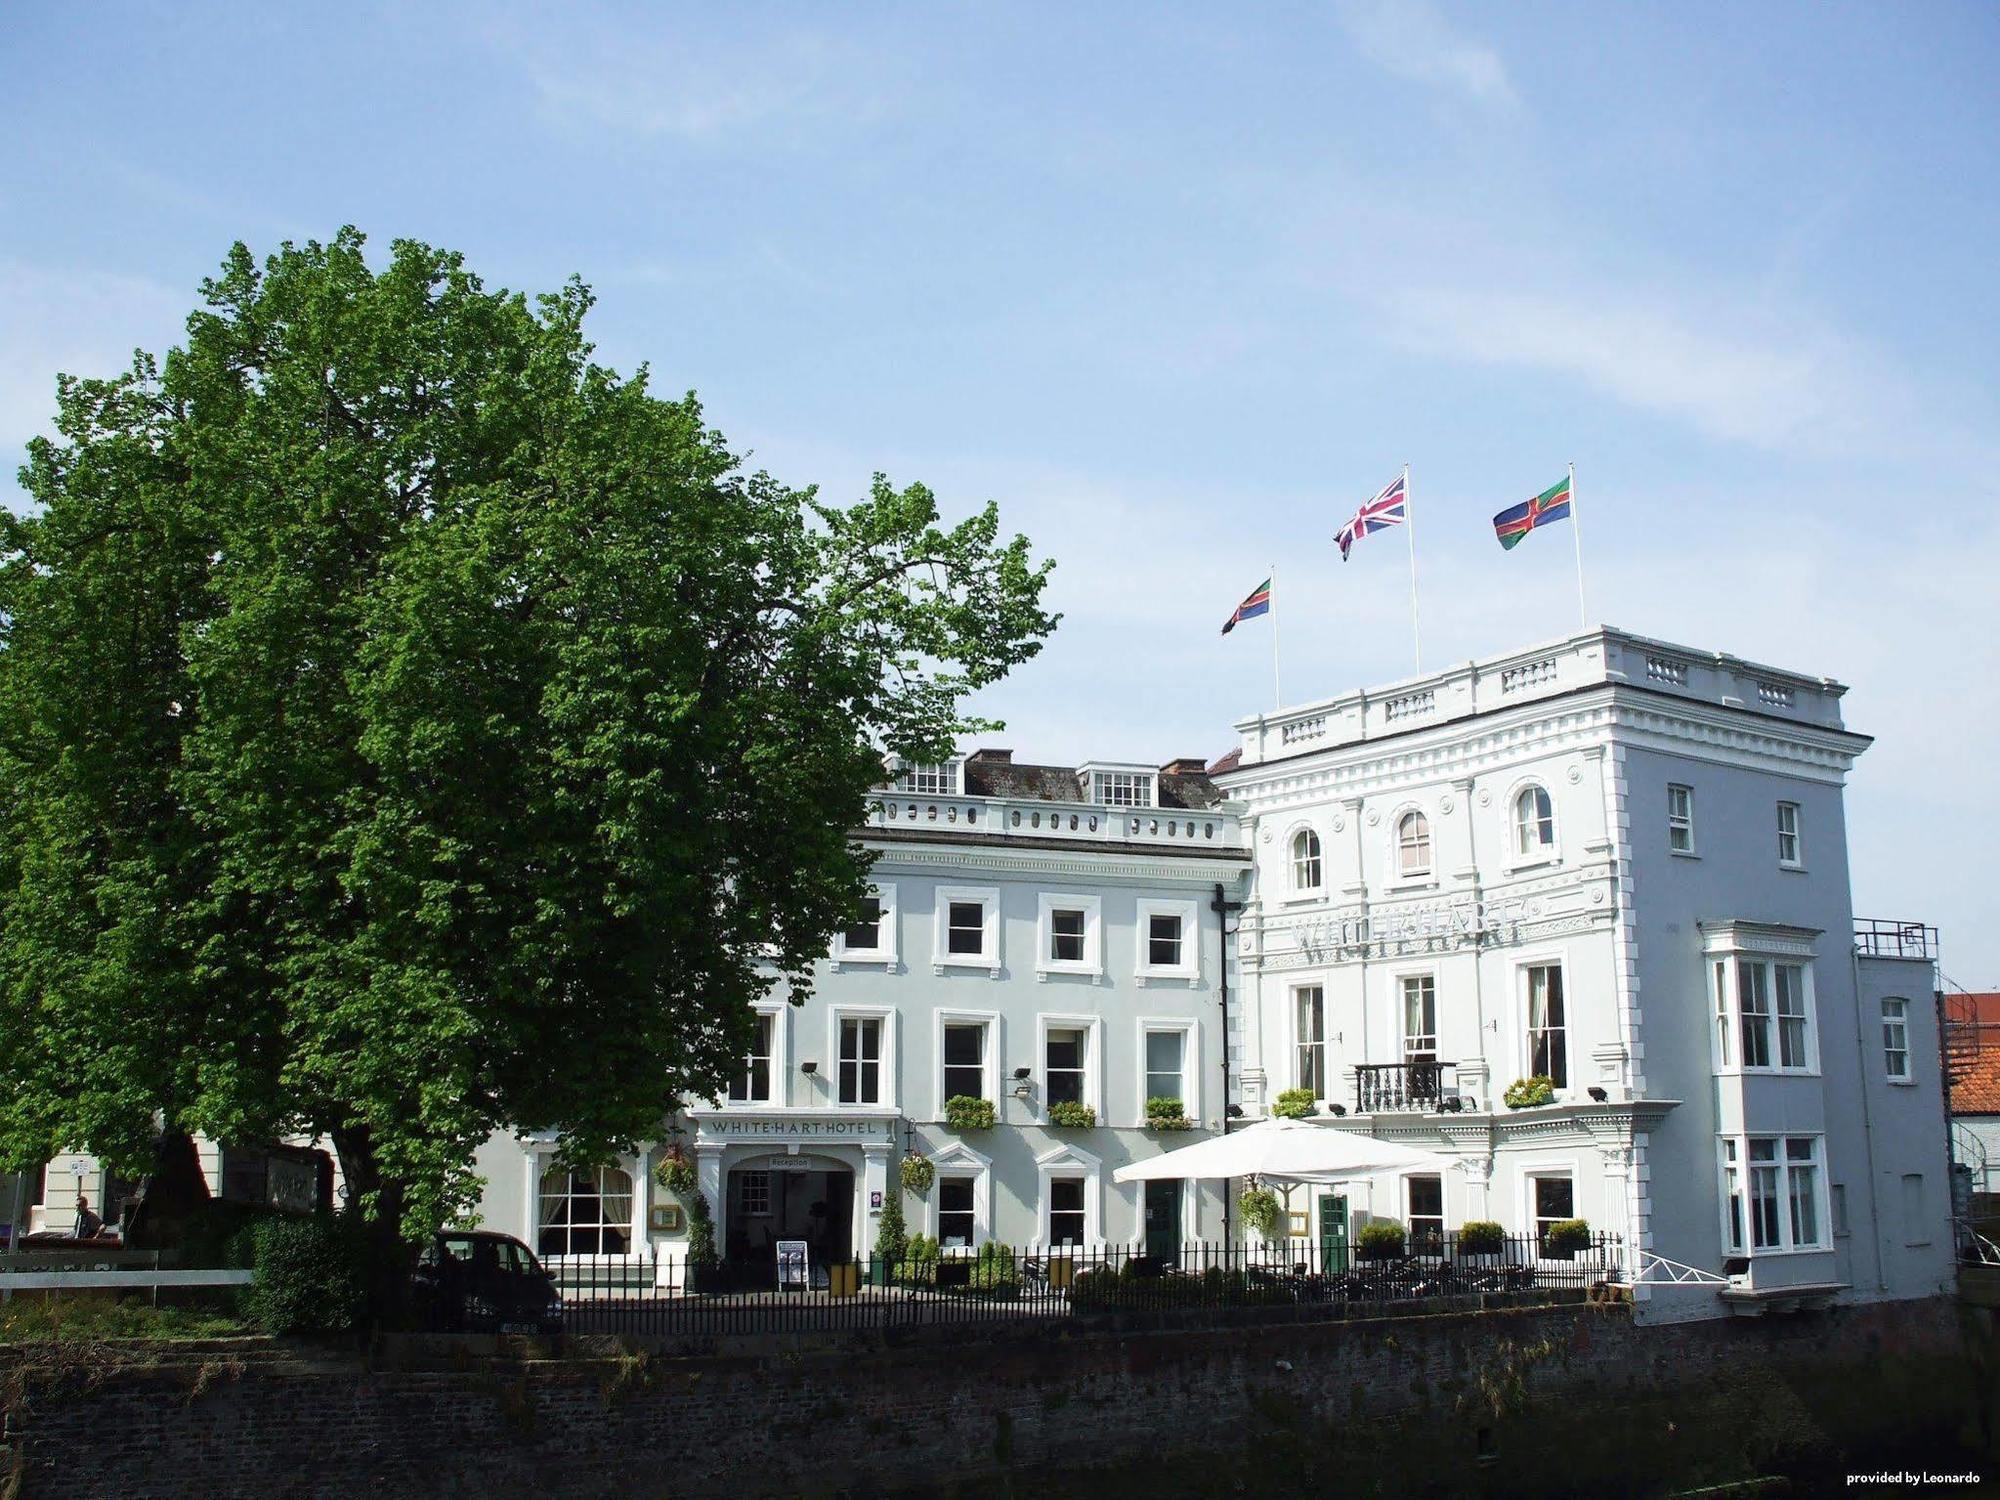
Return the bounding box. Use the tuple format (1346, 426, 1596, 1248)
(1708, 940, 1818, 1075)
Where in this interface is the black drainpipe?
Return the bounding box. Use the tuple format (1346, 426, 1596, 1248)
(1211, 880, 1244, 1243)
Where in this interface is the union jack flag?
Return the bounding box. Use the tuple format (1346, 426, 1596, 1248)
(1336, 474, 1408, 561)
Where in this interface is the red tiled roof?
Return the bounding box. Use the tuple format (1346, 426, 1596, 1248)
(1952, 1002, 2000, 1114)
(1207, 748, 1242, 776)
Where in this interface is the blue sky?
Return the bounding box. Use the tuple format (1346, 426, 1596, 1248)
(4, 3, 1997, 982)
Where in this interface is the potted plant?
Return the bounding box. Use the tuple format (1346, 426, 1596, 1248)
(1503, 1075, 1558, 1109)
(1542, 1218, 1591, 1260)
(944, 1095, 997, 1130)
(1238, 1185, 1282, 1240)
(1355, 1220, 1407, 1262)
(1455, 1219, 1505, 1256)
(1145, 1096, 1196, 1130)
(1271, 1087, 1318, 1120)
(656, 1153, 699, 1198)
(900, 1154, 936, 1195)
(1048, 1099, 1097, 1129)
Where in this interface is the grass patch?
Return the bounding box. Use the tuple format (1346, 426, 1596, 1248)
(0, 1296, 248, 1344)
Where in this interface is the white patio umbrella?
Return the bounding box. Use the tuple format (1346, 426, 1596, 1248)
(1111, 1116, 1454, 1185)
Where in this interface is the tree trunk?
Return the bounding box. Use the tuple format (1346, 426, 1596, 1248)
(332, 1124, 416, 1329)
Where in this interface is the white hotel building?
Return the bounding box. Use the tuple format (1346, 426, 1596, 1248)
(1216, 626, 1954, 1321)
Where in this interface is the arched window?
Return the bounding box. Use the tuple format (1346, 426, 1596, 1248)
(1513, 785, 1556, 857)
(537, 1164, 633, 1256)
(1395, 811, 1432, 877)
(1291, 828, 1323, 891)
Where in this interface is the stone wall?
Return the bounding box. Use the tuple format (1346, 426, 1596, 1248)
(1, 1296, 1986, 1499)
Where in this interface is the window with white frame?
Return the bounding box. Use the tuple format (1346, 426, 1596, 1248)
(735, 1170, 772, 1219)
(937, 1176, 976, 1249)
(1776, 801, 1802, 867)
(1882, 998, 1911, 1080)
(941, 1020, 989, 1103)
(1704, 926, 1820, 1076)
(1295, 986, 1326, 1098)
(836, 883, 896, 961)
(1395, 811, 1432, 879)
(1513, 785, 1556, 859)
(1291, 828, 1323, 893)
(1734, 1135, 1826, 1251)
(1091, 770, 1154, 807)
(1401, 975, 1437, 1063)
(537, 1164, 633, 1256)
(935, 886, 999, 968)
(1144, 1026, 1189, 1114)
(1037, 893, 1100, 975)
(1721, 1139, 1744, 1253)
(1668, 783, 1695, 853)
(1530, 1175, 1575, 1251)
(1524, 964, 1567, 1087)
(1721, 957, 1816, 1073)
(1135, 900, 1199, 980)
(1048, 1178, 1086, 1247)
(1045, 1026, 1088, 1107)
(838, 1015, 883, 1105)
(896, 761, 959, 795)
(1407, 1175, 1444, 1251)
(727, 1011, 776, 1103)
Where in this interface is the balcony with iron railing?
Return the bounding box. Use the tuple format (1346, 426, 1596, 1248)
(1853, 918, 1939, 962)
(1353, 1060, 1464, 1115)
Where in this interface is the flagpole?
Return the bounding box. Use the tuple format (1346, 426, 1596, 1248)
(1568, 461, 1587, 629)
(1402, 462, 1423, 673)
(1269, 564, 1283, 709)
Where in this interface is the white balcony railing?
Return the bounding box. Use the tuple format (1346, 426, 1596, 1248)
(863, 794, 1244, 852)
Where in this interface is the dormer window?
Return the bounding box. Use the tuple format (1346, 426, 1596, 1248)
(1089, 770, 1153, 807)
(896, 760, 959, 795)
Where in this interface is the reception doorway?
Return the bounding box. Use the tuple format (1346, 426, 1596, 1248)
(724, 1163, 855, 1286)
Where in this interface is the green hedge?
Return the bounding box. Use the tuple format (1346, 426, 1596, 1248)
(242, 1214, 366, 1336)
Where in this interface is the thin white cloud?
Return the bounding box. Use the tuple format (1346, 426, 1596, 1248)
(484, 10, 888, 142)
(1334, 0, 1517, 106)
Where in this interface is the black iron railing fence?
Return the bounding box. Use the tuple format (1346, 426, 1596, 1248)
(441, 1232, 1623, 1340)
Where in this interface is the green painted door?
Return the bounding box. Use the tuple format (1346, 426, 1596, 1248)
(1318, 1193, 1348, 1274)
(1143, 1180, 1182, 1263)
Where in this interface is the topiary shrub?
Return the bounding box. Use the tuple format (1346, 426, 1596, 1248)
(901, 1233, 940, 1284)
(242, 1214, 366, 1336)
(900, 1154, 936, 1194)
(944, 1095, 996, 1130)
(1272, 1087, 1318, 1120)
(873, 1182, 907, 1269)
(1503, 1075, 1557, 1109)
(1355, 1220, 1407, 1262)
(685, 1192, 720, 1280)
(1543, 1218, 1592, 1257)
(1145, 1096, 1195, 1130)
(1238, 1186, 1282, 1239)
(1048, 1099, 1097, 1128)
(1456, 1219, 1506, 1255)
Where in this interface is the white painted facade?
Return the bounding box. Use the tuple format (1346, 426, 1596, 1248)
(468, 755, 1250, 1281)
(1216, 626, 1956, 1322)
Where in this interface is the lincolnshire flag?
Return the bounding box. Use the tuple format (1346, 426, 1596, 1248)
(1221, 577, 1271, 634)
(1493, 475, 1573, 550)
(1336, 474, 1408, 560)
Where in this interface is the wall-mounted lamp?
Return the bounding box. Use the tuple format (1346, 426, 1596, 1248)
(1012, 1066, 1032, 1081)
(1441, 1097, 1464, 1114)
(799, 1060, 818, 1075)
(1586, 1085, 1608, 1103)
(1328, 1103, 1347, 1117)
(1226, 1104, 1244, 1119)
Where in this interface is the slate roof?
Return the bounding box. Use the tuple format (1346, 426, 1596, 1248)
(958, 751, 1226, 810)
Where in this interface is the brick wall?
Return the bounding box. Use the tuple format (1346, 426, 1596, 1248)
(1, 1296, 1983, 1499)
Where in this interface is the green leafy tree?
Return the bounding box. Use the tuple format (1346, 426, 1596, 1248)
(0, 229, 1055, 1298)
